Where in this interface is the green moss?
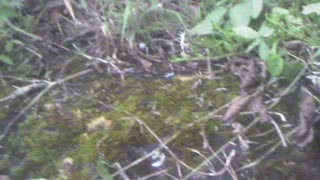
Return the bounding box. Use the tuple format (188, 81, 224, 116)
(0, 154, 10, 172)
(73, 133, 100, 164)
(3, 74, 243, 179)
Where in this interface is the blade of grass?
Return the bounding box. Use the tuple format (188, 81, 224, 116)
(63, 0, 77, 21)
(121, 1, 132, 46)
(6, 20, 42, 40)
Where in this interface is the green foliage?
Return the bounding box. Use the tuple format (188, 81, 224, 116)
(302, 2, 320, 15)
(0, 54, 13, 65)
(186, 0, 319, 80)
(283, 62, 304, 81)
(233, 26, 259, 39)
(0, 0, 23, 65)
(190, 7, 227, 35)
(96, 160, 114, 180)
(229, 2, 251, 27)
(267, 52, 285, 77)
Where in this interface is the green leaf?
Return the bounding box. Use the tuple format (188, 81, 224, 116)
(190, 7, 227, 35)
(5, 41, 13, 52)
(246, 38, 261, 53)
(259, 41, 270, 61)
(97, 160, 113, 180)
(267, 53, 284, 76)
(0, 6, 17, 18)
(283, 62, 304, 81)
(258, 24, 274, 37)
(229, 3, 251, 27)
(0, 54, 13, 65)
(248, 0, 263, 19)
(286, 14, 303, 25)
(302, 2, 320, 15)
(11, 39, 25, 46)
(233, 26, 259, 39)
(272, 7, 289, 15)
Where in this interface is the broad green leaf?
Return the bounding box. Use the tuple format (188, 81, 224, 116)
(259, 41, 270, 61)
(302, 2, 320, 15)
(233, 26, 259, 39)
(0, 54, 13, 65)
(229, 3, 251, 27)
(267, 53, 284, 76)
(97, 160, 113, 180)
(258, 24, 274, 37)
(190, 7, 227, 35)
(248, 0, 263, 19)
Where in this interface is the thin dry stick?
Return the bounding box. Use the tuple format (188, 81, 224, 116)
(96, 98, 237, 178)
(109, 107, 220, 177)
(200, 121, 239, 180)
(134, 113, 238, 177)
(139, 169, 170, 180)
(0, 68, 93, 142)
(114, 163, 130, 180)
(0, 82, 54, 141)
(110, 132, 181, 178)
(112, 87, 267, 179)
(109, 58, 306, 179)
(77, 87, 243, 178)
(271, 119, 287, 147)
(58, 98, 176, 179)
(132, 115, 215, 176)
(182, 62, 307, 180)
(237, 127, 298, 171)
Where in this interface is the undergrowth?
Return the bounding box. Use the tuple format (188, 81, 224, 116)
(0, 0, 319, 179)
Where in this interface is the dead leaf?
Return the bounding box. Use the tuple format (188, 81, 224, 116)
(295, 87, 316, 147)
(139, 59, 153, 72)
(250, 93, 270, 123)
(226, 56, 267, 124)
(240, 58, 261, 93)
(223, 93, 253, 123)
(50, 8, 61, 25)
(230, 57, 262, 93)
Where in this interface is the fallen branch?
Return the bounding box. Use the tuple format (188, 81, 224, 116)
(0, 81, 50, 103)
(0, 68, 93, 142)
